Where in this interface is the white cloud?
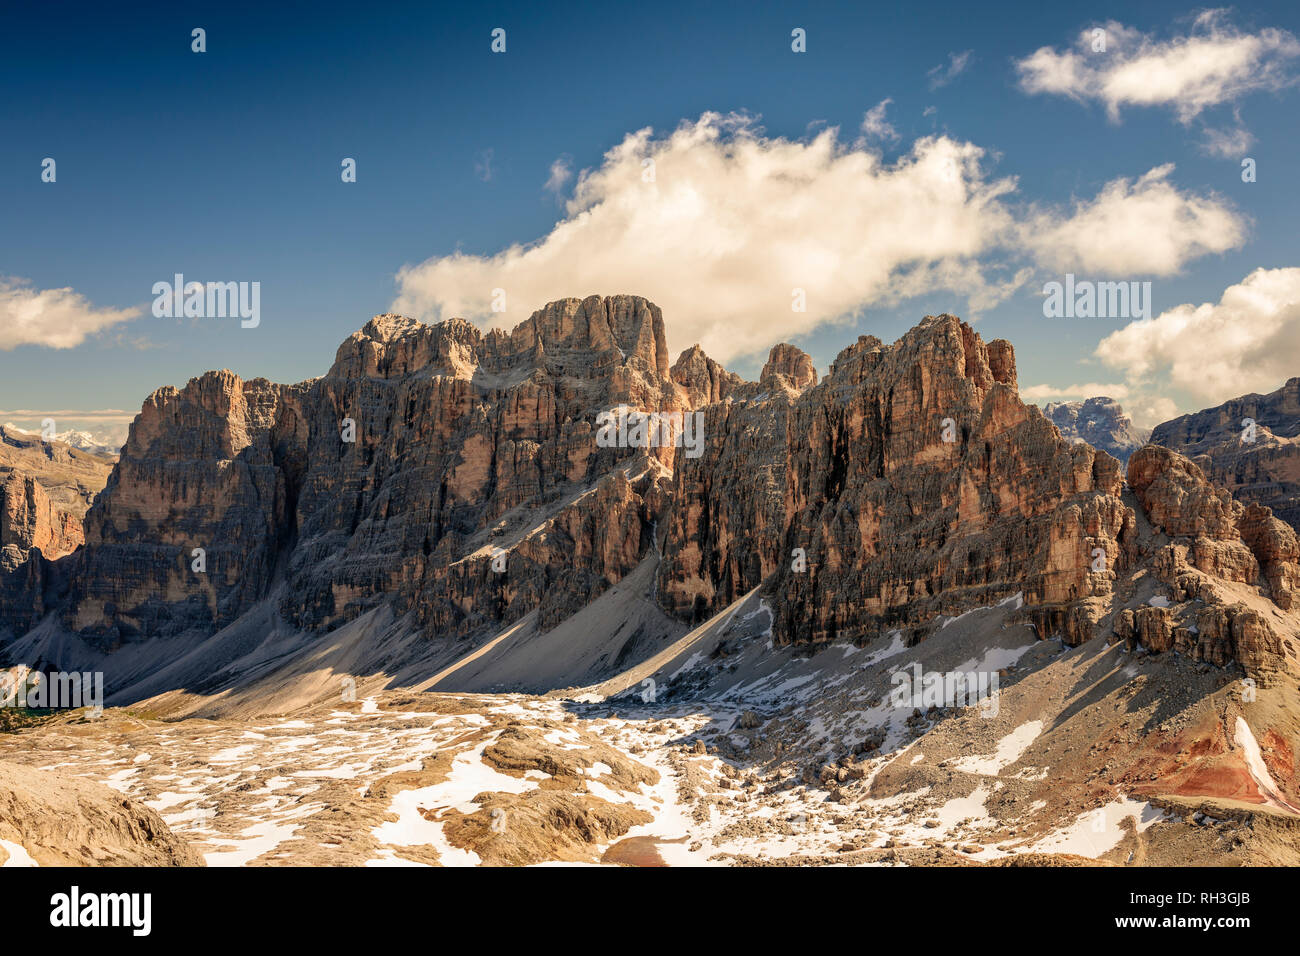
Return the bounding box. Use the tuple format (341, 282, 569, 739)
(1124, 394, 1180, 429)
(1016, 13, 1300, 144)
(1021, 382, 1132, 401)
(393, 113, 1248, 364)
(475, 149, 494, 182)
(0, 278, 141, 350)
(545, 155, 573, 194)
(928, 50, 973, 89)
(859, 99, 898, 142)
(1096, 267, 1300, 409)
(1022, 164, 1244, 275)
(1200, 120, 1254, 158)
(395, 113, 1026, 362)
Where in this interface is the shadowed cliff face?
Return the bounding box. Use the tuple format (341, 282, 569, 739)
(5, 298, 1295, 688)
(0, 473, 86, 635)
(1151, 378, 1300, 533)
(659, 314, 1135, 648)
(65, 371, 309, 644)
(0, 428, 114, 636)
(62, 295, 691, 646)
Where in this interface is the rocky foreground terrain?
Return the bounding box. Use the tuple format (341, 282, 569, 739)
(0, 295, 1297, 867)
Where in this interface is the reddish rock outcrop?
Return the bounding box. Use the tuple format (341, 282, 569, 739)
(0, 472, 84, 634)
(1, 472, 82, 561)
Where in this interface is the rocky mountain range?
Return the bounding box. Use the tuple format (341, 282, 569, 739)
(1, 296, 1297, 868)
(1, 422, 122, 457)
(1042, 397, 1150, 465)
(1151, 378, 1300, 534)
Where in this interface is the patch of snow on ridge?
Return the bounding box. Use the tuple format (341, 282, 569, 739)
(861, 630, 907, 667)
(941, 591, 1023, 628)
(951, 721, 1042, 776)
(1234, 717, 1300, 814)
(954, 641, 1036, 675)
(668, 651, 707, 682)
(1025, 797, 1169, 858)
(0, 839, 38, 867)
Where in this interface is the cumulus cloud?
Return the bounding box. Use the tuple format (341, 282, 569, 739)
(1123, 394, 1181, 429)
(393, 112, 1247, 363)
(0, 278, 141, 350)
(1016, 13, 1300, 133)
(928, 50, 973, 89)
(1096, 267, 1300, 408)
(859, 99, 898, 142)
(1022, 164, 1244, 275)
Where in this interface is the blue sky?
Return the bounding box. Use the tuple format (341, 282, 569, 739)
(3, 0, 1299, 441)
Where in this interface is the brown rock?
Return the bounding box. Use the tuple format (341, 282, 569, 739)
(1151, 377, 1300, 531)
(662, 314, 1134, 645)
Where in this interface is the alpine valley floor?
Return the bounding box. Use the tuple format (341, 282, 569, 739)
(1, 578, 1296, 867)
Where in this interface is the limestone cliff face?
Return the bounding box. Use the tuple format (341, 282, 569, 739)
(1121, 445, 1300, 681)
(282, 296, 688, 636)
(0, 428, 113, 637)
(670, 345, 743, 407)
(62, 296, 688, 646)
(660, 315, 1134, 646)
(66, 372, 308, 643)
(1151, 378, 1300, 531)
(658, 343, 816, 620)
(0, 473, 85, 634)
(1, 473, 82, 561)
(1127, 445, 1300, 606)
